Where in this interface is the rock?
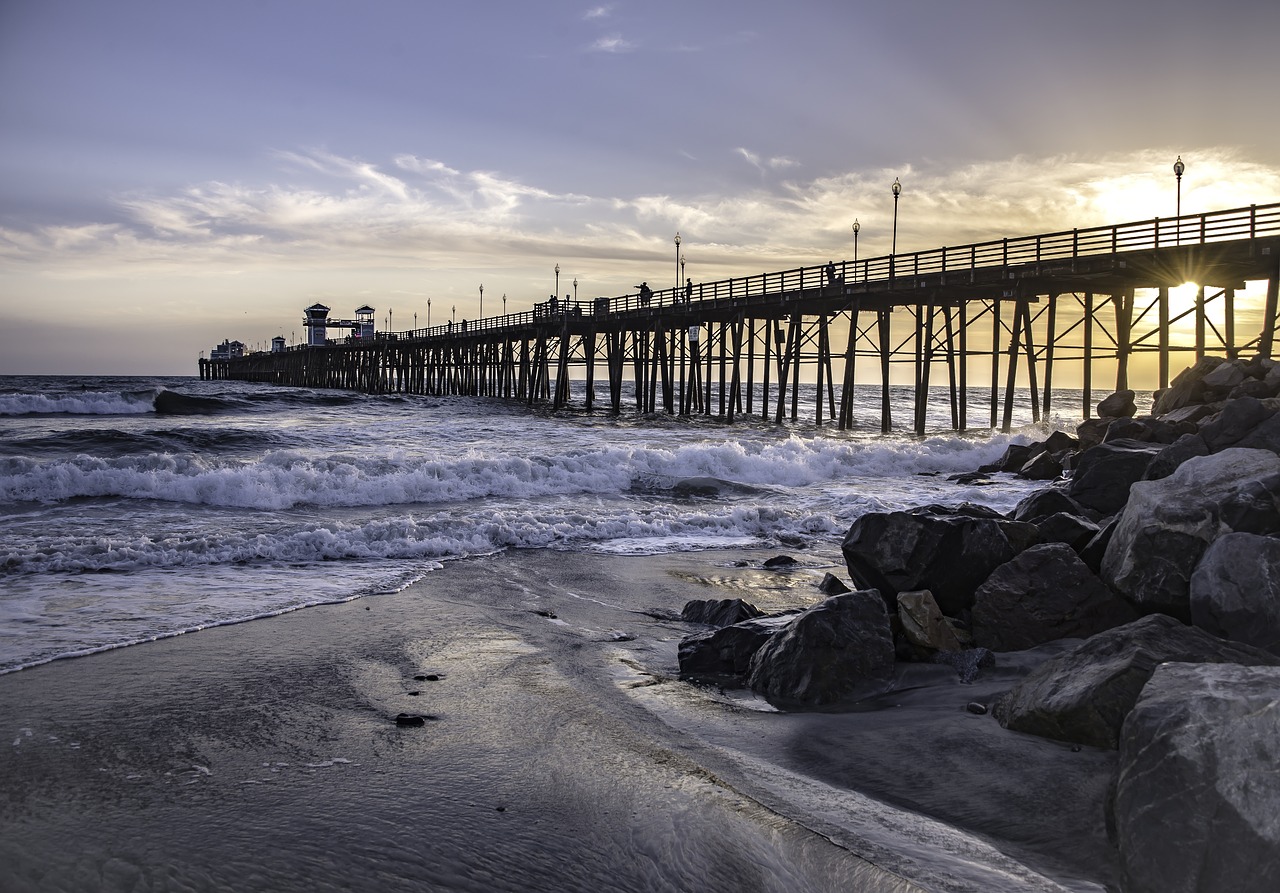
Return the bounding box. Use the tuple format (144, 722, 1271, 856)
(1067, 439, 1164, 515)
(747, 590, 895, 706)
(677, 614, 796, 679)
(1076, 417, 1111, 450)
(1032, 512, 1101, 553)
(1101, 448, 1280, 619)
(965, 701, 988, 715)
(1200, 359, 1247, 391)
(1143, 432, 1209, 480)
(1042, 430, 1080, 454)
(1229, 377, 1276, 400)
(1018, 449, 1064, 480)
(1011, 487, 1091, 522)
(1234, 409, 1280, 456)
(1151, 356, 1226, 415)
(1157, 403, 1215, 426)
(897, 589, 963, 653)
(1190, 532, 1280, 655)
(817, 572, 851, 595)
(978, 442, 1032, 474)
(930, 647, 995, 683)
(970, 543, 1137, 652)
(1113, 662, 1280, 893)
(1097, 389, 1137, 418)
(763, 554, 799, 568)
(841, 503, 1040, 615)
(395, 713, 428, 727)
(1102, 417, 1150, 443)
(991, 614, 1280, 749)
(680, 598, 763, 627)
(1078, 516, 1118, 574)
(1197, 396, 1277, 451)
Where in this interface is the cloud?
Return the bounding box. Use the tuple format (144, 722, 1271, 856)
(588, 33, 633, 53)
(736, 148, 800, 174)
(583, 5, 612, 19)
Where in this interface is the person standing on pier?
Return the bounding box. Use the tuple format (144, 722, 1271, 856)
(636, 282, 652, 307)
(684, 278, 693, 303)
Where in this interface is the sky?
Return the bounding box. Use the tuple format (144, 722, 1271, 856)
(4, 0, 1280, 375)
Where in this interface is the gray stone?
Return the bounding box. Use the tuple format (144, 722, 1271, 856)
(1032, 511, 1101, 553)
(992, 614, 1280, 749)
(817, 572, 851, 595)
(1097, 389, 1137, 419)
(681, 598, 763, 627)
(1101, 448, 1280, 619)
(1075, 417, 1111, 450)
(1152, 356, 1226, 415)
(1067, 438, 1163, 515)
(1234, 410, 1280, 456)
(1012, 487, 1090, 522)
(971, 543, 1137, 652)
(1017, 449, 1064, 480)
(897, 589, 963, 653)
(747, 590, 895, 706)
(1200, 359, 1247, 390)
(1197, 396, 1277, 452)
(678, 614, 795, 679)
(1113, 662, 1280, 893)
(1143, 432, 1209, 481)
(1190, 532, 1280, 654)
(841, 503, 1040, 615)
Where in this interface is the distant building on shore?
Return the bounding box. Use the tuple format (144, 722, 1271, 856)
(210, 339, 246, 361)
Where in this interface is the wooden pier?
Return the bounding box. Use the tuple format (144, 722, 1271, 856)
(202, 203, 1280, 432)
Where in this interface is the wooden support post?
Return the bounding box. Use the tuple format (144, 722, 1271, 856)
(1195, 285, 1206, 362)
(1000, 301, 1023, 433)
(746, 319, 756, 415)
(957, 299, 967, 431)
(774, 321, 791, 425)
(989, 298, 1002, 429)
(1262, 256, 1280, 358)
(838, 302, 860, 430)
(1116, 289, 1133, 392)
(1158, 286, 1170, 390)
(1023, 300, 1040, 423)
(1225, 287, 1237, 360)
(1082, 293, 1094, 418)
(878, 309, 892, 433)
(1041, 294, 1057, 418)
(815, 314, 827, 427)
(789, 315, 801, 422)
(944, 307, 958, 430)
(915, 304, 932, 436)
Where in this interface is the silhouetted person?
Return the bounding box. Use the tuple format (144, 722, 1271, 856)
(684, 278, 693, 303)
(825, 260, 836, 286)
(636, 282, 652, 307)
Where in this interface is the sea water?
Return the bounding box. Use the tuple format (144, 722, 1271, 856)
(0, 374, 1098, 675)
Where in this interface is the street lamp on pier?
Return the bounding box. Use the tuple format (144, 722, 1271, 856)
(674, 232, 682, 293)
(555, 264, 560, 299)
(452, 304, 456, 324)
(891, 179, 901, 254)
(1174, 156, 1186, 244)
(503, 293, 507, 315)
(427, 299, 431, 327)
(680, 254, 686, 292)
(573, 277, 578, 304)
(479, 284, 484, 319)
(852, 218, 860, 265)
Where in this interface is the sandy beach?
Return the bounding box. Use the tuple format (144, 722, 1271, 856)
(0, 548, 1114, 892)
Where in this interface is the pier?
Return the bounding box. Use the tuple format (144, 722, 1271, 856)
(201, 203, 1280, 433)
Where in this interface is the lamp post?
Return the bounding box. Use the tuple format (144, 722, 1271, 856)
(852, 218, 860, 265)
(452, 304, 456, 324)
(555, 264, 560, 299)
(891, 179, 901, 255)
(680, 254, 686, 292)
(427, 298, 431, 327)
(573, 277, 578, 304)
(674, 232, 682, 293)
(502, 293, 507, 315)
(479, 284, 484, 319)
(1173, 156, 1186, 245)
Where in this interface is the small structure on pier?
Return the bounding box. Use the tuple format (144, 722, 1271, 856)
(209, 339, 245, 361)
(354, 306, 376, 340)
(271, 336, 286, 353)
(304, 304, 331, 346)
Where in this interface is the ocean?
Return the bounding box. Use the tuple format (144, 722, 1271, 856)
(0, 374, 1088, 677)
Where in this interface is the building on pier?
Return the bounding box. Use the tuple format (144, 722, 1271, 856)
(209, 339, 245, 361)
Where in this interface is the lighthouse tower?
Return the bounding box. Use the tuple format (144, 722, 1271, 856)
(303, 303, 331, 346)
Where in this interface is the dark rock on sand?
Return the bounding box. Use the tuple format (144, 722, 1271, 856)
(1190, 532, 1280, 655)
(1018, 449, 1065, 480)
(978, 442, 1032, 474)
(970, 543, 1137, 652)
(896, 589, 963, 653)
(1066, 438, 1163, 515)
(395, 713, 427, 727)
(817, 572, 851, 595)
(1113, 662, 1280, 893)
(763, 555, 799, 568)
(841, 503, 1039, 615)
(1097, 389, 1137, 419)
(747, 590, 895, 706)
(680, 597, 763, 627)
(1032, 512, 1100, 553)
(1101, 448, 1280, 619)
(992, 614, 1280, 749)
(678, 614, 795, 679)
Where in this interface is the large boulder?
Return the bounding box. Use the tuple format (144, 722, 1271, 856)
(678, 614, 795, 679)
(970, 543, 1137, 652)
(1011, 486, 1091, 523)
(1143, 432, 1210, 481)
(1196, 395, 1277, 451)
(1151, 356, 1226, 415)
(1097, 389, 1137, 419)
(1032, 512, 1100, 553)
(896, 589, 963, 653)
(680, 598, 763, 627)
(1113, 662, 1280, 893)
(841, 503, 1039, 615)
(1066, 439, 1164, 515)
(991, 614, 1280, 749)
(747, 590, 895, 707)
(1101, 448, 1280, 619)
(1190, 532, 1280, 655)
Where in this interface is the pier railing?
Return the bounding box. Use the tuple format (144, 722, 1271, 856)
(277, 202, 1280, 349)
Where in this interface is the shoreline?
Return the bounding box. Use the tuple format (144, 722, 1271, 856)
(0, 547, 1110, 892)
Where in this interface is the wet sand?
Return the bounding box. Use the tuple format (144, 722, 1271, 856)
(0, 549, 1114, 892)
